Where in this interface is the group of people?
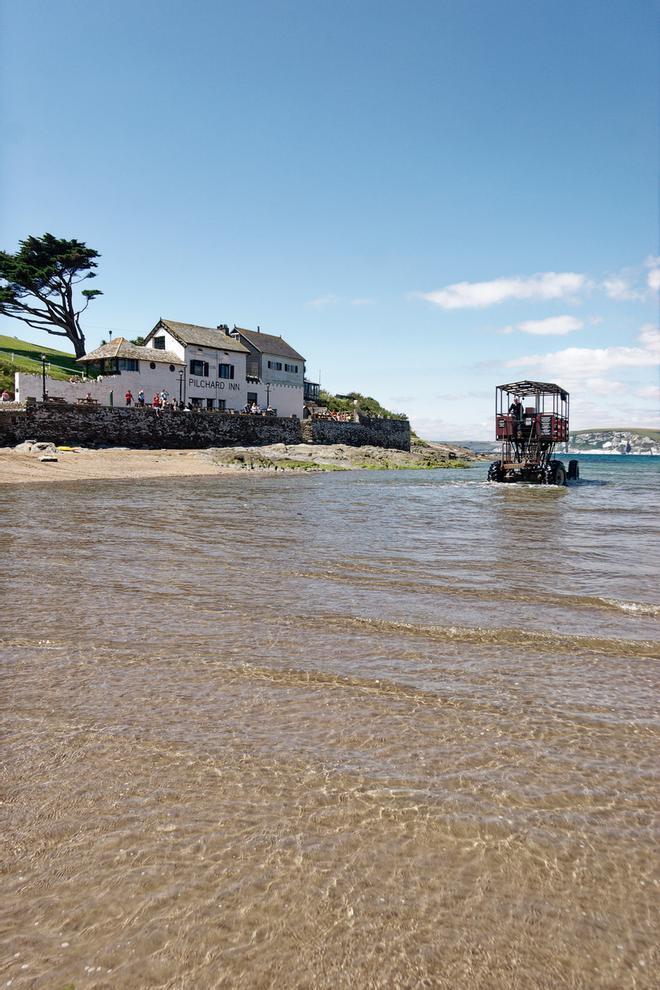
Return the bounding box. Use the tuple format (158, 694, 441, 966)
(122, 391, 278, 415)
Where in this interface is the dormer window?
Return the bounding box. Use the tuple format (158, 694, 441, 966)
(153, 336, 166, 350)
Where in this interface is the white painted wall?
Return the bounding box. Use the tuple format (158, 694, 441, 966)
(262, 351, 304, 386)
(15, 364, 184, 406)
(242, 381, 303, 417)
(145, 327, 186, 360)
(15, 368, 303, 416)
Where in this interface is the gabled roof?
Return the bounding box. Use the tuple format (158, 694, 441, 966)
(77, 337, 183, 365)
(147, 319, 249, 353)
(233, 326, 305, 362)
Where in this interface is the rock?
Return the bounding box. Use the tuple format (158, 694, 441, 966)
(15, 440, 58, 456)
(39, 454, 58, 462)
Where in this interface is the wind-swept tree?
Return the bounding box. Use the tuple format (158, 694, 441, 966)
(0, 233, 103, 358)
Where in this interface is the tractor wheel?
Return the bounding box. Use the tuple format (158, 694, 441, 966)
(567, 459, 580, 480)
(487, 460, 503, 482)
(549, 460, 567, 486)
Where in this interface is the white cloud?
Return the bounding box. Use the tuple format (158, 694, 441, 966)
(308, 294, 337, 308)
(506, 325, 659, 380)
(517, 315, 584, 336)
(644, 255, 660, 292)
(601, 275, 642, 301)
(647, 267, 660, 293)
(637, 384, 660, 400)
(419, 271, 587, 310)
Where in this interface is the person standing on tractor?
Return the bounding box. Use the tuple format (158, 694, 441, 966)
(509, 396, 523, 434)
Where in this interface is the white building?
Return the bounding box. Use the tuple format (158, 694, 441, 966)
(15, 319, 306, 417)
(142, 319, 304, 416)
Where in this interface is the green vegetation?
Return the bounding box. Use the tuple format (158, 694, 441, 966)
(0, 334, 82, 394)
(0, 233, 102, 357)
(319, 389, 407, 419)
(356, 458, 470, 470)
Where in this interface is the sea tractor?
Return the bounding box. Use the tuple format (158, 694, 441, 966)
(488, 381, 579, 485)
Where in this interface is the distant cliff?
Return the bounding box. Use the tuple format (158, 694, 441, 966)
(570, 429, 660, 455)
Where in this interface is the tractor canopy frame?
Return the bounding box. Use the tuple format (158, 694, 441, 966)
(490, 381, 571, 484)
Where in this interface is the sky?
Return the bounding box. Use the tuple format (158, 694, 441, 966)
(1, 0, 658, 439)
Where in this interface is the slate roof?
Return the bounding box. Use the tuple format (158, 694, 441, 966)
(233, 327, 305, 362)
(150, 319, 249, 353)
(77, 337, 184, 365)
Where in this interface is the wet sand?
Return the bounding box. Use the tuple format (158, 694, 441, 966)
(0, 441, 473, 485)
(0, 447, 233, 485)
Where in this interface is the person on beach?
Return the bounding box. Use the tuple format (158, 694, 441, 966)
(152, 393, 161, 410)
(1, 390, 11, 402)
(160, 389, 169, 408)
(137, 389, 145, 407)
(125, 389, 133, 406)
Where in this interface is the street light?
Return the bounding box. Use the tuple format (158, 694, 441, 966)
(40, 354, 48, 402)
(178, 370, 184, 404)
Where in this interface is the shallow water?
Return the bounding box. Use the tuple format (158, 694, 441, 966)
(1, 455, 659, 988)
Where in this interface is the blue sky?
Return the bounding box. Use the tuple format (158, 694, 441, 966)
(2, 0, 658, 438)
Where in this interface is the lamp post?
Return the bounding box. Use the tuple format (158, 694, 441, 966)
(178, 370, 184, 404)
(40, 354, 48, 402)
(266, 382, 271, 408)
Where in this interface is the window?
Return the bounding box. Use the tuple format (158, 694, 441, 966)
(153, 337, 166, 350)
(190, 359, 209, 377)
(267, 360, 282, 370)
(218, 363, 234, 379)
(150, 362, 156, 369)
(206, 398, 214, 410)
(118, 358, 139, 371)
(218, 399, 226, 411)
(247, 391, 258, 405)
(284, 363, 299, 373)
(169, 364, 175, 372)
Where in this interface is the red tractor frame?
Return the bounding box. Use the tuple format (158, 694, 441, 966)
(488, 381, 579, 485)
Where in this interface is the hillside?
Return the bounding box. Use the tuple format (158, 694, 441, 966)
(571, 428, 660, 442)
(0, 334, 81, 395)
(570, 429, 660, 454)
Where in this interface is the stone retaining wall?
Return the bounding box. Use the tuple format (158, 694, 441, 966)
(311, 416, 410, 451)
(0, 404, 411, 451)
(0, 404, 301, 449)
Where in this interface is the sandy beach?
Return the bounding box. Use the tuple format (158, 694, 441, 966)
(0, 440, 474, 485)
(0, 446, 234, 485)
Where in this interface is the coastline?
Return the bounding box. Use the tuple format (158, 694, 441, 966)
(0, 440, 476, 485)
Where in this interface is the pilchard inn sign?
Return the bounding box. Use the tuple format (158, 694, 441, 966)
(189, 377, 241, 390)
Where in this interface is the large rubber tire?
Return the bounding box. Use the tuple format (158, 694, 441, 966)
(549, 460, 567, 486)
(487, 460, 503, 482)
(567, 459, 580, 480)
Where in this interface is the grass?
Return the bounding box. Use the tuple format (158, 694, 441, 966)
(0, 334, 83, 394)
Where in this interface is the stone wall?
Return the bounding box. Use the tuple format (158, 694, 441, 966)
(311, 416, 410, 451)
(0, 404, 302, 449)
(0, 404, 411, 451)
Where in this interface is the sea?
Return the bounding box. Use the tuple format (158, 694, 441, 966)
(1, 453, 658, 989)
